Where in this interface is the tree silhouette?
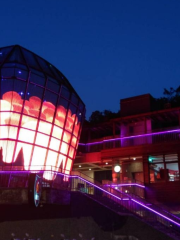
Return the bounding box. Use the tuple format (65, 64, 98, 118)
(89, 110, 103, 123)
(88, 85, 180, 123)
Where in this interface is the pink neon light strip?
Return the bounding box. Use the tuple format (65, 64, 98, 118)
(79, 129, 180, 146)
(104, 183, 145, 188)
(0, 170, 180, 226)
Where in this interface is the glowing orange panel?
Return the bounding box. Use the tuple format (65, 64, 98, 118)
(0, 90, 81, 180)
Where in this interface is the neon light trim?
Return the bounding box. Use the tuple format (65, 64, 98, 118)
(104, 184, 145, 188)
(1, 170, 180, 227)
(131, 199, 180, 227)
(79, 129, 180, 146)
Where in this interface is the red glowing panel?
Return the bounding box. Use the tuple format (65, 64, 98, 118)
(0, 91, 81, 180)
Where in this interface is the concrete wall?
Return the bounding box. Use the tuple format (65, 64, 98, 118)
(0, 188, 70, 205)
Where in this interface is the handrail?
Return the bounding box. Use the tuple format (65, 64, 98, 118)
(79, 127, 180, 145)
(0, 169, 180, 237)
(78, 128, 180, 153)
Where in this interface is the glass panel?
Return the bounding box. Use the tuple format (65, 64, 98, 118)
(60, 86, 71, 100)
(15, 68, 28, 80)
(65, 158, 72, 173)
(1, 140, 16, 163)
(52, 125, 63, 139)
(44, 90, 58, 106)
(47, 77, 60, 93)
(0, 46, 13, 63)
(21, 117, 37, 130)
(25, 83, 44, 119)
(49, 137, 60, 151)
(149, 162, 165, 183)
(45, 150, 58, 172)
(77, 109, 83, 123)
(21, 49, 41, 70)
(0, 126, 18, 139)
(35, 132, 49, 147)
(42, 90, 58, 123)
(69, 146, 75, 158)
(1, 79, 26, 100)
(71, 136, 77, 148)
(65, 108, 76, 132)
(15, 63, 28, 70)
(78, 101, 86, 121)
(7, 46, 25, 63)
(38, 120, 52, 135)
(71, 93, 79, 106)
(8, 112, 21, 126)
(31, 146, 46, 170)
(148, 155, 163, 163)
(165, 154, 178, 162)
(19, 142, 33, 170)
(63, 131, 71, 143)
(73, 122, 80, 137)
(166, 163, 179, 181)
(55, 105, 67, 129)
(49, 65, 62, 81)
(29, 70, 46, 86)
(58, 97, 69, 110)
(36, 56, 54, 76)
(1, 67, 15, 78)
(18, 127, 36, 143)
(69, 103, 77, 115)
(65, 112, 73, 131)
(60, 141, 69, 155)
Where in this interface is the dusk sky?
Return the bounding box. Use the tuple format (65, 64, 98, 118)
(0, 0, 180, 119)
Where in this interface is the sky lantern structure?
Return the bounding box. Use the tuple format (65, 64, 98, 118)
(0, 45, 86, 182)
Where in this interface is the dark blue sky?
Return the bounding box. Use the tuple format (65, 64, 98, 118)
(0, 0, 180, 119)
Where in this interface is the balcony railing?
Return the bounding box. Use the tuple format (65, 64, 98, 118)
(78, 128, 180, 153)
(0, 168, 180, 238)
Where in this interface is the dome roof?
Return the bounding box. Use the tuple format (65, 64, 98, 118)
(0, 44, 78, 95)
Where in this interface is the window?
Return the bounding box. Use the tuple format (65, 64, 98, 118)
(149, 154, 179, 182)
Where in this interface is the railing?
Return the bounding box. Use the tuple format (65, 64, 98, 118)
(0, 169, 180, 237)
(102, 181, 145, 199)
(69, 173, 180, 238)
(78, 128, 180, 153)
(0, 166, 70, 188)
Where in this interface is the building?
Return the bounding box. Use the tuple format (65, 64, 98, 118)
(0, 45, 85, 202)
(0, 45, 179, 239)
(74, 93, 180, 205)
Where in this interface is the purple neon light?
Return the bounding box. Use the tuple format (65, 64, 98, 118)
(77, 175, 124, 200)
(76, 176, 180, 226)
(104, 183, 145, 188)
(79, 129, 180, 146)
(1, 170, 180, 227)
(132, 199, 180, 227)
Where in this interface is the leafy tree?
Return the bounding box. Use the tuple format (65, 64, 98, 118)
(89, 110, 103, 123)
(89, 109, 120, 123)
(163, 87, 175, 102)
(156, 86, 180, 108)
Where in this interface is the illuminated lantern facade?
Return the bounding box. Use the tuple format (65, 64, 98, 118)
(0, 45, 85, 180)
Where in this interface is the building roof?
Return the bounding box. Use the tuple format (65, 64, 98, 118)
(0, 44, 83, 102)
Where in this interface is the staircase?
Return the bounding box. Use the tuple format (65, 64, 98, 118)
(69, 171, 180, 240)
(1, 169, 180, 239)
